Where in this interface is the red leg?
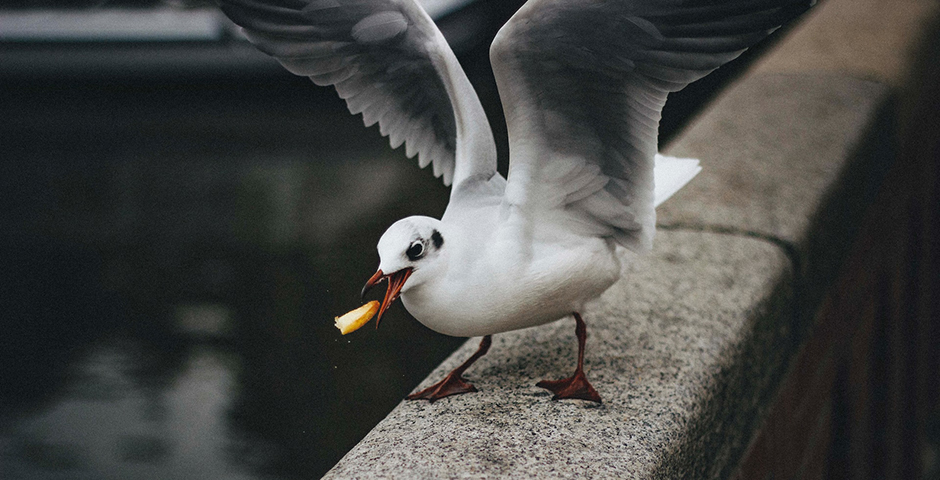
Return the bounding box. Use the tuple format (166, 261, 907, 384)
(536, 313, 602, 403)
(407, 335, 492, 403)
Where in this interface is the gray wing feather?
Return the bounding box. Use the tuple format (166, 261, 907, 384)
(492, 0, 811, 252)
(220, 0, 497, 186)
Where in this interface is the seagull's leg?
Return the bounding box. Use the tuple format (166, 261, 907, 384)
(536, 312, 602, 403)
(406, 335, 492, 403)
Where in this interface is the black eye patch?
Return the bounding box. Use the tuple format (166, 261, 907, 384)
(431, 230, 444, 249)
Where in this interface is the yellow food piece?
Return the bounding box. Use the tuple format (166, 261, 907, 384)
(334, 301, 380, 335)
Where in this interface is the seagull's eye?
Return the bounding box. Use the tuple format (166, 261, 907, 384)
(406, 242, 425, 261)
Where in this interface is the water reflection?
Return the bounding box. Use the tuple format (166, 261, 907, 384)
(5, 341, 246, 479)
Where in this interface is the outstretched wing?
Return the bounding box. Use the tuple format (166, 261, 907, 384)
(492, 0, 811, 252)
(220, 0, 498, 187)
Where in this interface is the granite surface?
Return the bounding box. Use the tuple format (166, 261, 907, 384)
(658, 74, 888, 246)
(751, 0, 938, 86)
(323, 72, 894, 478)
(658, 74, 892, 327)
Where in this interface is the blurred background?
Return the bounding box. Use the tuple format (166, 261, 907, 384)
(0, 1, 776, 478)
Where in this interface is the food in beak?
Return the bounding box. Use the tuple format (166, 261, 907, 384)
(334, 301, 380, 335)
(361, 268, 413, 328)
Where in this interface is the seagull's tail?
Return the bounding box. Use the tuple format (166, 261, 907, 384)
(653, 154, 702, 208)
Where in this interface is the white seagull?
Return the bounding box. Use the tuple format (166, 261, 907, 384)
(220, 0, 810, 402)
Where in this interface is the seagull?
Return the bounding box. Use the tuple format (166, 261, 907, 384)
(220, 0, 811, 403)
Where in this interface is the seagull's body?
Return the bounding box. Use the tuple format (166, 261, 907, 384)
(220, 0, 811, 402)
(397, 213, 620, 338)
(389, 153, 703, 337)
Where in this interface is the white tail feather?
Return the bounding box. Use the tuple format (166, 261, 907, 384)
(653, 154, 701, 208)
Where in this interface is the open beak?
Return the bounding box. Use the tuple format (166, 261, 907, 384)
(361, 268, 413, 328)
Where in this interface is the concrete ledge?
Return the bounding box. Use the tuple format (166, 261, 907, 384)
(324, 70, 893, 478)
(659, 74, 893, 314)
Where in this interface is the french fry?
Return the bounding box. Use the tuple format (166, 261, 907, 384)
(334, 301, 380, 335)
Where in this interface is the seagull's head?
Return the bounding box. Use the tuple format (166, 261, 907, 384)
(361, 216, 446, 327)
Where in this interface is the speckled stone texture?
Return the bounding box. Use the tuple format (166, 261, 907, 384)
(324, 73, 892, 479)
(659, 73, 893, 351)
(659, 74, 888, 244)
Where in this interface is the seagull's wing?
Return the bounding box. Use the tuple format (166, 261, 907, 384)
(492, 0, 811, 252)
(219, 0, 498, 187)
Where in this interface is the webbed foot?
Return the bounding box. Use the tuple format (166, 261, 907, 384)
(406, 335, 491, 403)
(407, 372, 478, 402)
(537, 369, 601, 403)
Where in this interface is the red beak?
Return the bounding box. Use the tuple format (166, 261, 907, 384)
(361, 268, 413, 328)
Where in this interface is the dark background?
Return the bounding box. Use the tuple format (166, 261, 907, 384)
(0, 1, 788, 478)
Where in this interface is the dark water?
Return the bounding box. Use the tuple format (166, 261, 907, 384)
(0, 71, 472, 478)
